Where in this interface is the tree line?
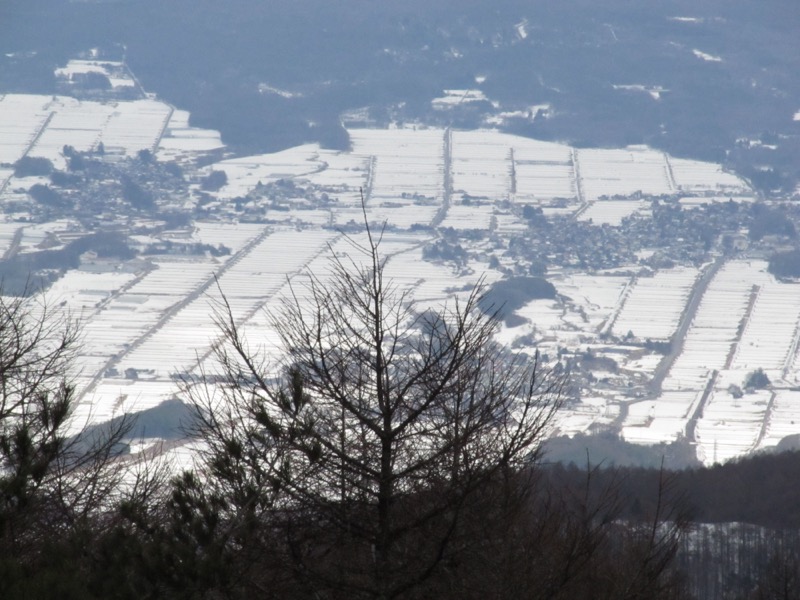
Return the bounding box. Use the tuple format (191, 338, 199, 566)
(3, 227, 800, 599)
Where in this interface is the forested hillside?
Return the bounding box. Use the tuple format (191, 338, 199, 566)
(2, 0, 798, 192)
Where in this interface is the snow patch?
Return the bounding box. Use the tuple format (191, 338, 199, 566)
(693, 49, 722, 62)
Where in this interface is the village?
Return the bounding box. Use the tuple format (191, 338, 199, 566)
(3, 59, 800, 466)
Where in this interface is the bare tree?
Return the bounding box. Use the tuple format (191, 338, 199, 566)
(185, 225, 566, 599)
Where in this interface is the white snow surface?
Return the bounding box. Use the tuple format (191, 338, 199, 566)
(0, 91, 778, 463)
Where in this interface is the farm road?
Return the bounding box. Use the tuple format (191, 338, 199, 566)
(612, 257, 725, 430)
(77, 225, 274, 400)
(649, 257, 726, 395)
(431, 127, 452, 228)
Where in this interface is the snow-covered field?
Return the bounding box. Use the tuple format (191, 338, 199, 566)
(623, 390, 702, 444)
(669, 157, 744, 193)
(157, 109, 224, 159)
(0, 94, 52, 164)
(758, 390, 800, 450)
(351, 127, 445, 204)
(728, 282, 800, 383)
(0, 90, 780, 463)
(611, 267, 699, 340)
(0, 89, 225, 199)
(577, 146, 673, 201)
(559, 273, 629, 332)
(609, 260, 800, 463)
(695, 389, 769, 464)
(210, 145, 330, 199)
(438, 203, 495, 230)
(54, 59, 137, 90)
(662, 261, 767, 392)
(514, 139, 575, 202)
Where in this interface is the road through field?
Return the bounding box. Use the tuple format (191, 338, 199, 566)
(612, 257, 725, 430)
(649, 257, 726, 395)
